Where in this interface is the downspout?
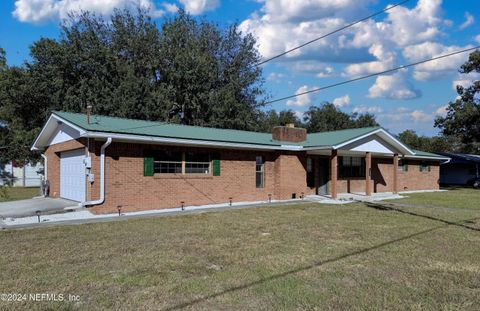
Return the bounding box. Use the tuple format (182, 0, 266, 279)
(82, 137, 112, 207)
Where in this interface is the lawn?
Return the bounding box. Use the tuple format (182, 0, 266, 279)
(0, 187, 40, 202)
(0, 189, 479, 310)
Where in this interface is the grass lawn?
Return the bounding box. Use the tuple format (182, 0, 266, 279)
(0, 187, 40, 202)
(386, 187, 480, 211)
(1, 189, 480, 310)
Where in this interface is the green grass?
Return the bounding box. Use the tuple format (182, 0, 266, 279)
(0, 187, 40, 202)
(389, 187, 480, 210)
(1, 189, 480, 310)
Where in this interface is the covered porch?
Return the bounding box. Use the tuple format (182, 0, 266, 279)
(305, 129, 411, 199)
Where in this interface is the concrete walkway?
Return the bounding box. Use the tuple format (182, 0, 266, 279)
(0, 197, 79, 218)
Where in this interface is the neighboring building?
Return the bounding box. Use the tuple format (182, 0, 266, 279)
(436, 152, 480, 186)
(0, 161, 43, 187)
(31, 111, 448, 214)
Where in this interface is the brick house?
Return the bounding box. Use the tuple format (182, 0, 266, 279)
(32, 111, 449, 214)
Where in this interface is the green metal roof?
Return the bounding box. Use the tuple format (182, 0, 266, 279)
(54, 111, 383, 147)
(51, 111, 446, 160)
(412, 149, 449, 159)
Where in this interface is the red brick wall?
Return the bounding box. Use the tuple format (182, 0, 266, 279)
(45, 139, 440, 213)
(44, 139, 87, 199)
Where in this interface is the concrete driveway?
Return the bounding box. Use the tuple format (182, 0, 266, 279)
(0, 197, 79, 218)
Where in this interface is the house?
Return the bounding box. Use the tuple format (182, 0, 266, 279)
(31, 111, 449, 214)
(0, 161, 43, 187)
(436, 152, 480, 186)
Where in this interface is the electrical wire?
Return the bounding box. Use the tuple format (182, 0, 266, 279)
(265, 45, 480, 104)
(256, 0, 411, 66)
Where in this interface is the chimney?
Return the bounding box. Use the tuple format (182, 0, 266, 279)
(272, 124, 307, 143)
(86, 105, 92, 125)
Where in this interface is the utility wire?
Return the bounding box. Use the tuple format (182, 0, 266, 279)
(256, 0, 411, 66)
(265, 45, 480, 104)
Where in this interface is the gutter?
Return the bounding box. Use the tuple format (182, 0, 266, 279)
(82, 137, 112, 207)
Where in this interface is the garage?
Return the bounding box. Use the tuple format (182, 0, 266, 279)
(60, 149, 86, 202)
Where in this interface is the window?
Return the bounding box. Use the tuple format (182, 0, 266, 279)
(151, 151, 211, 174)
(419, 162, 430, 172)
(154, 151, 182, 174)
(398, 159, 408, 172)
(306, 158, 315, 187)
(185, 152, 210, 174)
(338, 156, 365, 178)
(256, 156, 264, 188)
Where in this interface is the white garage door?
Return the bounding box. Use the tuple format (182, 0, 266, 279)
(60, 149, 86, 202)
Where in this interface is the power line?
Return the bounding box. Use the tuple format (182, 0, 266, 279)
(265, 45, 480, 105)
(256, 0, 411, 66)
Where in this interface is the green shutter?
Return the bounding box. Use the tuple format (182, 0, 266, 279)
(428, 165, 431, 172)
(404, 162, 408, 172)
(212, 153, 221, 176)
(144, 157, 154, 176)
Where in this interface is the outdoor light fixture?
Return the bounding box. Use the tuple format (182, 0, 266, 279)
(35, 210, 41, 223)
(117, 205, 122, 216)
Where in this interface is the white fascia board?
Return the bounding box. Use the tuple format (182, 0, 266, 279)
(403, 154, 450, 161)
(83, 131, 300, 151)
(333, 128, 415, 155)
(31, 114, 87, 151)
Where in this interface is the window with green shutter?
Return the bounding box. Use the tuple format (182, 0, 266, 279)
(212, 159, 220, 176)
(212, 153, 221, 176)
(144, 157, 154, 176)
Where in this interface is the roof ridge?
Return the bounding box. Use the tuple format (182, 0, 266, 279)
(54, 110, 274, 136)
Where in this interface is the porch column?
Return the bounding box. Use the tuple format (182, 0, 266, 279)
(393, 153, 399, 194)
(365, 152, 372, 196)
(330, 149, 337, 199)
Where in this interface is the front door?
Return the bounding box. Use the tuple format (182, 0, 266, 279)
(317, 158, 329, 195)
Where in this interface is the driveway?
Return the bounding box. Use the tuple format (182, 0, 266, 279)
(0, 197, 79, 218)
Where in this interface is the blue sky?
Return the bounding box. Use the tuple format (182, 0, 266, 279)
(1, 0, 479, 135)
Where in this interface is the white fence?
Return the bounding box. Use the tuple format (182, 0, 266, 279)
(0, 162, 43, 187)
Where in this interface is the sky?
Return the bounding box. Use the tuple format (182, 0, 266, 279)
(1, 0, 479, 136)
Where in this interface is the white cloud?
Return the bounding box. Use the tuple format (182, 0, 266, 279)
(179, 0, 219, 15)
(353, 106, 383, 114)
(452, 72, 480, 90)
(286, 85, 317, 107)
(332, 94, 350, 108)
(411, 109, 433, 122)
(368, 71, 421, 100)
(267, 72, 286, 83)
(459, 12, 474, 30)
(402, 41, 472, 81)
(12, 0, 170, 23)
(294, 110, 305, 120)
(435, 105, 448, 117)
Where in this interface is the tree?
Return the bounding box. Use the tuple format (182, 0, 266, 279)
(435, 50, 480, 154)
(257, 109, 302, 132)
(0, 9, 266, 162)
(0, 47, 6, 71)
(303, 102, 379, 133)
(397, 130, 456, 153)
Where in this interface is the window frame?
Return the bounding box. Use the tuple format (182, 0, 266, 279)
(256, 156, 265, 188)
(338, 156, 366, 178)
(151, 150, 212, 175)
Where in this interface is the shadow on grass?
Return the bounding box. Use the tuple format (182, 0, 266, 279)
(365, 202, 480, 232)
(163, 212, 480, 310)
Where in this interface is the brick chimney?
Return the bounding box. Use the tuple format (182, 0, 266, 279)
(272, 124, 307, 143)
